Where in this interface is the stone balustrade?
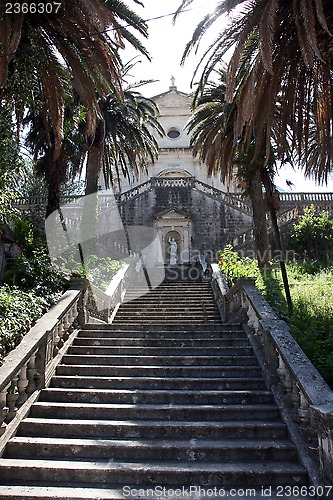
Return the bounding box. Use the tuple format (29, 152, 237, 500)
(228, 206, 301, 252)
(0, 283, 84, 452)
(85, 262, 136, 323)
(211, 263, 333, 486)
(116, 180, 153, 205)
(152, 177, 194, 188)
(0, 261, 139, 453)
(194, 180, 252, 214)
(279, 192, 333, 203)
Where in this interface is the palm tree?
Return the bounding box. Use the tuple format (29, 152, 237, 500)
(85, 63, 164, 196)
(176, 0, 333, 184)
(24, 92, 87, 217)
(186, 70, 270, 267)
(0, 0, 150, 211)
(82, 73, 164, 254)
(188, 67, 293, 308)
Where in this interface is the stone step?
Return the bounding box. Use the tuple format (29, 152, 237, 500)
(116, 306, 219, 312)
(0, 458, 308, 487)
(18, 418, 289, 440)
(0, 485, 316, 500)
(66, 345, 251, 356)
(121, 298, 216, 305)
(40, 388, 274, 405)
(79, 327, 245, 338)
(73, 337, 248, 347)
(111, 319, 222, 324)
(111, 318, 222, 324)
(82, 323, 241, 332)
(124, 293, 215, 299)
(61, 354, 259, 366)
(6, 436, 298, 462)
(112, 313, 221, 320)
(56, 364, 262, 379)
(49, 376, 267, 391)
(126, 286, 213, 291)
(30, 402, 280, 422)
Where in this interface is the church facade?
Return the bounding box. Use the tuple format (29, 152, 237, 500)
(113, 81, 253, 266)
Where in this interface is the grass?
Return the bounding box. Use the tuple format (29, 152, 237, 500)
(218, 246, 333, 388)
(257, 262, 333, 388)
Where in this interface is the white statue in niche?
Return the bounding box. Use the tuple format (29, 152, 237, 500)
(168, 237, 177, 265)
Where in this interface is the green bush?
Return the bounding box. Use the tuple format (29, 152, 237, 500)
(218, 245, 333, 388)
(291, 205, 333, 260)
(218, 244, 259, 287)
(4, 244, 68, 298)
(64, 254, 124, 291)
(0, 286, 48, 359)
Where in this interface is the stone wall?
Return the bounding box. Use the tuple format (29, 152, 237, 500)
(117, 185, 252, 258)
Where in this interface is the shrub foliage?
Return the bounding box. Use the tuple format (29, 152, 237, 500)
(218, 245, 333, 388)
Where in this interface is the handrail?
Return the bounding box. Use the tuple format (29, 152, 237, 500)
(279, 192, 333, 203)
(0, 282, 84, 448)
(194, 180, 252, 215)
(229, 206, 301, 250)
(211, 264, 333, 486)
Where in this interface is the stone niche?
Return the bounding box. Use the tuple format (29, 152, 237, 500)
(155, 209, 191, 265)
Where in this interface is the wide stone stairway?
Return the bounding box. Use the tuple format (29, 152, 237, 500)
(0, 280, 311, 499)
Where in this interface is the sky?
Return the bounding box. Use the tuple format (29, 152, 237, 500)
(121, 0, 333, 193)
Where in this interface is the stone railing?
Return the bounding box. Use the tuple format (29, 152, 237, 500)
(279, 192, 333, 204)
(194, 180, 252, 215)
(211, 264, 333, 486)
(0, 261, 139, 453)
(0, 283, 84, 453)
(152, 177, 194, 188)
(115, 180, 153, 205)
(85, 262, 136, 323)
(228, 206, 301, 252)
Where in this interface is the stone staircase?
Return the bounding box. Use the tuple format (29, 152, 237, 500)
(0, 280, 311, 499)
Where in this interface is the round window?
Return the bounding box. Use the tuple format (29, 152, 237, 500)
(167, 128, 180, 139)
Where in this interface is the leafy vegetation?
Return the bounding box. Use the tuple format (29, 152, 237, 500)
(218, 244, 258, 288)
(291, 205, 333, 260)
(68, 255, 124, 291)
(177, 0, 333, 183)
(218, 245, 333, 388)
(0, 214, 124, 360)
(0, 286, 49, 359)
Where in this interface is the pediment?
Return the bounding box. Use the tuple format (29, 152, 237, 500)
(153, 90, 190, 109)
(155, 209, 191, 221)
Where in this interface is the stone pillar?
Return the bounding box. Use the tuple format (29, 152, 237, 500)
(311, 404, 333, 484)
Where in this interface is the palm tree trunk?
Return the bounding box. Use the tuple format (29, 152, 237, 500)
(45, 158, 66, 218)
(81, 120, 105, 257)
(85, 120, 105, 196)
(262, 175, 293, 315)
(248, 170, 270, 268)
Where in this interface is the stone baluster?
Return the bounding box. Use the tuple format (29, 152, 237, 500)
(290, 382, 301, 422)
(63, 312, 71, 341)
(6, 374, 19, 422)
(16, 362, 29, 407)
(58, 319, 66, 350)
(73, 299, 79, 329)
(52, 324, 61, 358)
(298, 392, 311, 438)
(26, 351, 38, 396)
(0, 385, 9, 435)
(277, 355, 293, 407)
(46, 330, 54, 364)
